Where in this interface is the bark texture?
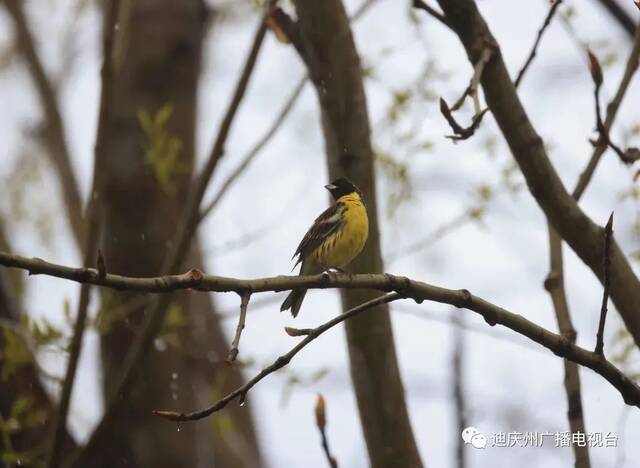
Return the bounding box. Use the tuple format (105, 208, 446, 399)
(96, 1, 261, 466)
(291, 1, 424, 467)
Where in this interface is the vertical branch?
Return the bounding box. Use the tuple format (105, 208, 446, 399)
(199, 76, 307, 222)
(46, 2, 120, 468)
(285, 1, 424, 466)
(587, 49, 639, 165)
(451, 315, 466, 468)
(226, 291, 251, 362)
(514, 0, 562, 88)
(0, 222, 79, 462)
(544, 226, 591, 468)
(2, 0, 85, 245)
(66, 10, 268, 467)
(595, 213, 614, 356)
(197, 0, 378, 224)
(573, 27, 640, 200)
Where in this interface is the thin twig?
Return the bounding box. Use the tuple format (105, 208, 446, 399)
(350, 0, 378, 21)
(595, 212, 614, 356)
(440, 98, 489, 141)
(2, 252, 640, 410)
(514, 0, 562, 88)
(226, 291, 251, 362)
(3, 0, 84, 244)
(433, 0, 640, 351)
(198, 0, 377, 224)
(439, 47, 492, 140)
(573, 28, 640, 200)
(64, 9, 270, 468)
(451, 314, 466, 468)
(450, 83, 472, 112)
(469, 47, 492, 114)
(152, 294, 400, 421)
(386, 208, 477, 264)
(199, 76, 306, 222)
(315, 394, 338, 468)
(589, 50, 640, 166)
(448, 45, 492, 114)
(412, 0, 451, 29)
(47, 2, 120, 467)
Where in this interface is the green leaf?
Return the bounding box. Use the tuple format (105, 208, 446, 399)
(137, 103, 185, 195)
(1, 328, 32, 381)
(10, 396, 32, 418)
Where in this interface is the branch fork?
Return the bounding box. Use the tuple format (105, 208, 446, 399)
(439, 47, 492, 141)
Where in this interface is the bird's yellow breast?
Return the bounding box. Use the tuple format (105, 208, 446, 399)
(312, 193, 369, 268)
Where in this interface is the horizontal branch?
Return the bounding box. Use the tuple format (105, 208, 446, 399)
(2, 250, 639, 409)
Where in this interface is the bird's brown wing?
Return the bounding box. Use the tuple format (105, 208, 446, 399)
(292, 201, 345, 267)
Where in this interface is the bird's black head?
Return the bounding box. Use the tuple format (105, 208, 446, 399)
(324, 177, 361, 200)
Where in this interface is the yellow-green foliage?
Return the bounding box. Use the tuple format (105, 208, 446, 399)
(157, 302, 185, 349)
(138, 104, 186, 195)
(0, 395, 49, 467)
(0, 328, 32, 381)
(374, 147, 412, 217)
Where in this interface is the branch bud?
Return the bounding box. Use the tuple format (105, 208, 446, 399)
(587, 49, 603, 86)
(315, 394, 326, 430)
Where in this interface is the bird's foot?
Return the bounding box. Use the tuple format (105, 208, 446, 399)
(320, 270, 334, 282)
(322, 267, 351, 281)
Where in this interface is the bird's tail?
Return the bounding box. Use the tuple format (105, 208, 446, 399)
(280, 288, 307, 318)
(281, 259, 315, 317)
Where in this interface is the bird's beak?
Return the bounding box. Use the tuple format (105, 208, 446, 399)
(324, 183, 337, 191)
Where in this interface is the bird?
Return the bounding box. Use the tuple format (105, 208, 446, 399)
(280, 177, 369, 317)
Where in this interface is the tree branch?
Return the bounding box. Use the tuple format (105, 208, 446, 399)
(285, 1, 424, 466)
(439, 46, 492, 140)
(435, 0, 640, 349)
(198, 75, 307, 222)
(46, 2, 120, 467)
(544, 226, 591, 468)
(226, 291, 251, 363)
(514, 0, 562, 88)
(198, 0, 378, 224)
(3, 0, 85, 245)
(595, 212, 614, 356)
(588, 50, 640, 166)
(152, 293, 401, 421)
(2, 252, 640, 410)
(573, 25, 640, 200)
(63, 8, 269, 468)
(593, 0, 636, 38)
(413, 0, 451, 29)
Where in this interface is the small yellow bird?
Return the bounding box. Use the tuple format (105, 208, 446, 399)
(281, 177, 369, 317)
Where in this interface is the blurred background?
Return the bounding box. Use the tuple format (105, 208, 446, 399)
(1, 0, 640, 467)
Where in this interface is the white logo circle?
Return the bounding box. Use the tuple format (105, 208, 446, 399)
(461, 427, 480, 444)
